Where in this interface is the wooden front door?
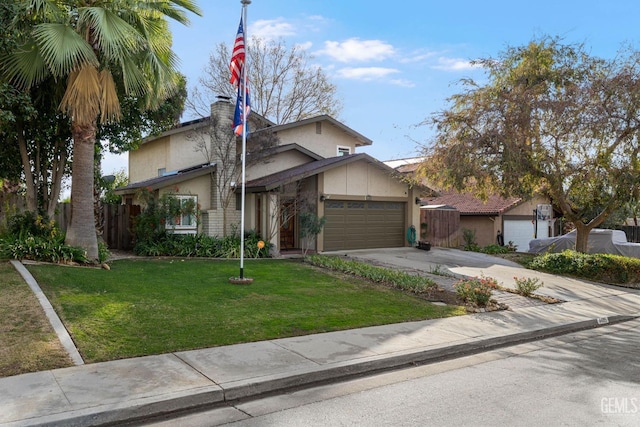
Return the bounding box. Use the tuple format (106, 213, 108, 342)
(279, 202, 296, 249)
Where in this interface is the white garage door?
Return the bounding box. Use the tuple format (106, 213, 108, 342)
(503, 220, 536, 252)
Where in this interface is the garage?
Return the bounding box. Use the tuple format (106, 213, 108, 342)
(503, 220, 534, 252)
(323, 200, 406, 251)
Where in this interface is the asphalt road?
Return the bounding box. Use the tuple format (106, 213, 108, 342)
(140, 318, 640, 426)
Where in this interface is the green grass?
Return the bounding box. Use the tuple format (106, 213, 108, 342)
(27, 259, 465, 363)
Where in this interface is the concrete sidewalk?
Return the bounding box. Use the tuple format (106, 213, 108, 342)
(2, 249, 640, 426)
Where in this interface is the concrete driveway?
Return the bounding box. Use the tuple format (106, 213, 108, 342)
(323, 247, 640, 306)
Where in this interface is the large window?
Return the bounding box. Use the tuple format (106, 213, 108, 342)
(167, 195, 197, 231)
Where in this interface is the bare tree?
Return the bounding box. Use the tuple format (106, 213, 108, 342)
(188, 102, 280, 236)
(188, 38, 341, 124)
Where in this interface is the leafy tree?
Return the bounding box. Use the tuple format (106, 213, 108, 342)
(188, 37, 341, 123)
(2, 0, 201, 261)
(421, 37, 640, 253)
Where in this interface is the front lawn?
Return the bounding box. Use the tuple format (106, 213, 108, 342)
(0, 262, 72, 377)
(27, 259, 465, 363)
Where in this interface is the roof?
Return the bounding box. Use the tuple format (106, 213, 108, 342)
(425, 192, 522, 216)
(114, 163, 216, 195)
(253, 115, 372, 147)
(244, 153, 393, 192)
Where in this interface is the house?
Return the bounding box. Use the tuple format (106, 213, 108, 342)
(115, 99, 422, 253)
(385, 157, 554, 251)
(425, 192, 553, 251)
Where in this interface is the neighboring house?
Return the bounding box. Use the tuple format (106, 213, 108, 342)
(115, 99, 422, 253)
(386, 157, 554, 251)
(425, 192, 552, 251)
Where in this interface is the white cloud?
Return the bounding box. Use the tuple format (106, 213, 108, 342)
(399, 49, 438, 64)
(336, 67, 400, 80)
(390, 78, 416, 88)
(250, 18, 296, 39)
(318, 38, 395, 62)
(431, 57, 478, 71)
(295, 41, 313, 51)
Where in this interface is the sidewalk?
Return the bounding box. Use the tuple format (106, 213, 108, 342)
(2, 250, 640, 426)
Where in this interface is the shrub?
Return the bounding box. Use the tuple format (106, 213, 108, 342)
(306, 255, 437, 294)
(513, 276, 543, 296)
(482, 244, 509, 254)
(529, 250, 640, 285)
(453, 276, 499, 306)
(0, 212, 88, 264)
(462, 228, 480, 251)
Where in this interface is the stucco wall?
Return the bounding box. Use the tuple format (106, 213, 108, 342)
(246, 150, 314, 181)
(461, 216, 496, 247)
(129, 136, 169, 183)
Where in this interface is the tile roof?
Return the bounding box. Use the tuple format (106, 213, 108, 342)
(425, 192, 522, 215)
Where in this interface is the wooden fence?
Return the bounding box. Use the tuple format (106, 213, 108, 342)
(619, 225, 640, 243)
(419, 207, 461, 248)
(103, 204, 140, 250)
(2, 196, 140, 251)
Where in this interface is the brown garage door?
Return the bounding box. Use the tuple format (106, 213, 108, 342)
(323, 200, 406, 251)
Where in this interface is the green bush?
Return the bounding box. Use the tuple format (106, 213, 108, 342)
(513, 276, 543, 296)
(0, 234, 87, 263)
(306, 255, 437, 294)
(453, 276, 499, 306)
(529, 250, 640, 285)
(133, 229, 269, 259)
(0, 212, 88, 264)
(481, 244, 509, 254)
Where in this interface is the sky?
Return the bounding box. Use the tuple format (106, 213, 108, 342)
(101, 0, 640, 176)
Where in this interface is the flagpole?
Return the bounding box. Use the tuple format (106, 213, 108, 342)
(239, 0, 250, 279)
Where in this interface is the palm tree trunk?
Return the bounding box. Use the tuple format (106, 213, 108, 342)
(65, 120, 99, 261)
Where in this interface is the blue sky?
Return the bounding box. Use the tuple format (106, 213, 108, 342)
(102, 0, 640, 174)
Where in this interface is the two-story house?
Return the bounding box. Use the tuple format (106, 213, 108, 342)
(115, 98, 422, 253)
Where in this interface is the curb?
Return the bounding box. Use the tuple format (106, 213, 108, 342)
(30, 314, 638, 427)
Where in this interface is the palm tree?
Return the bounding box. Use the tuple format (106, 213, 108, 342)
(2, 0, 201, 261)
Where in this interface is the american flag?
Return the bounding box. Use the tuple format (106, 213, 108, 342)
(229, 17, 245, 87)
(233, 76, 250, 136)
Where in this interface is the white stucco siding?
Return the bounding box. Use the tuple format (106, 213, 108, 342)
(277, 122, 358, 158)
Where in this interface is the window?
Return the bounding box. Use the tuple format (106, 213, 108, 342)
(337, 146, 351, 156)
(167, 195, 197, 230)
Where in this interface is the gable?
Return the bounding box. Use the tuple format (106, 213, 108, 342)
(323, 158, 408, 197)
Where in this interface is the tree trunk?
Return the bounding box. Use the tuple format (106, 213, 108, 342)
(16, 120, 37, 212)
(574, 222, 592, 253)
(65, 121, 99, 261)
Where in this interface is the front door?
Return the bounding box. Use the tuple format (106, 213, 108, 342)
(279, 202, 296, 249)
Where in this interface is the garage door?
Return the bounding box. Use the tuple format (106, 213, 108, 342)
(503, 220, 535, 252)
(323, 200, 406, 251)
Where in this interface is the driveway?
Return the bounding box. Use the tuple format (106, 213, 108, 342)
(323, 247, 640, 307)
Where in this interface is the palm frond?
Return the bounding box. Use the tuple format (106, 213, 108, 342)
(32, 23, 98, 77)
(60, 64, 101, 125)
(99, 69, 121, 124)
(1, 40, 50, 89)
(138, 1, 203, 25)
(77, 7, 144, 61)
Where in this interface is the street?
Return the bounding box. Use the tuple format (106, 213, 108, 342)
(141, 318, 640, 426)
